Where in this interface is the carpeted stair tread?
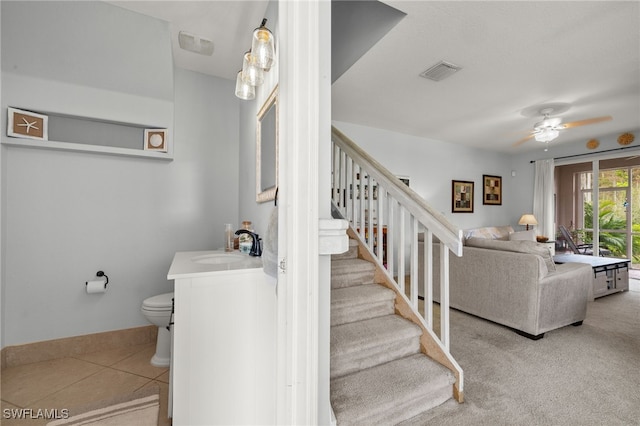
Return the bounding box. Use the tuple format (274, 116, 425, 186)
(331, 353, 456, 426)
(331, 284, 396, 326)
(331, 258, 376, 289)
(331, 315, 422, 379)
(332, 239, 358, 260)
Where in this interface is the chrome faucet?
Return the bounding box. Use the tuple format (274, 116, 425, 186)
(234, 229, 263, 257)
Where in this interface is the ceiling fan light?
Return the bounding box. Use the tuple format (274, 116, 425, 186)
(535, 128, 559, 143)
(235, 70, 255, 100)
(251, 20, 275, 71)
(534, 117, 562, 131)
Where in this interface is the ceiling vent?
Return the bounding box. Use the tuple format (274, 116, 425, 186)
(419, 61, 462, 81)
(178, 31, 214, 56)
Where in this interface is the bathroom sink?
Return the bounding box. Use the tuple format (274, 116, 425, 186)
(191, 253, 246, 265)
(168, 250, 263, 279)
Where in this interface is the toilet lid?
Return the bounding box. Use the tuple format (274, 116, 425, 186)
(143, 292, 174, 309)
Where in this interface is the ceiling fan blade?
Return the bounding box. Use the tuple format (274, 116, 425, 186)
(561, 115, 612, 129)
(513, 134, 534, 146)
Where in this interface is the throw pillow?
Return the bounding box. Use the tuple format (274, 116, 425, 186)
(516, 240, 556, 273)
(463, 226, 515, 242)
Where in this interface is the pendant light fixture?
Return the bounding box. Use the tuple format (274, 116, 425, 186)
(235, 18, 276, 100)
(235, 70, 255, 100)
(251, 18, 275, 71)
(241, 51, 264, 86)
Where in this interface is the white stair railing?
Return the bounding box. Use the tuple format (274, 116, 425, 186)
(331, 126, 463, 350)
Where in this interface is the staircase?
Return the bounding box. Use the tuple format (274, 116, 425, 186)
(330, 239, 456, 425)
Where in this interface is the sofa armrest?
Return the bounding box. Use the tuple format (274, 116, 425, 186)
(536, 262, 593, 332)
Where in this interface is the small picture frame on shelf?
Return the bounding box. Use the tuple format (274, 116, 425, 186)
(452, 180, 474, 213)
(482, 174, 502, 205)
(144, 129, 168, 152)
(7, 107, 48, 141)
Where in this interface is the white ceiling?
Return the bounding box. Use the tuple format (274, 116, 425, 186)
(110, 1, 640, 154)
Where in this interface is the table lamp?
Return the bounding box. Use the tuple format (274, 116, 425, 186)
(518, 214, 538, 230)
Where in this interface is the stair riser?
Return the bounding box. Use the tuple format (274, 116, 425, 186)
(337, 382, 453, 426)
(331, 270, 375, 289)
(330, 238, 455, 425)
(332, 244, 358, 260)
(331, 299, 394, 327)
(331, 338, 420, 379)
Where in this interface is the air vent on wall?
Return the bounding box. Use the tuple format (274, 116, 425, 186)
(178, 31, 214, 56)
(419, 60, 462, 81)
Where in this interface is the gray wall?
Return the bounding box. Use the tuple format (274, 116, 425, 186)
(238, 1, 279, 241)
(333, 121, 639, 233)
(1, 2, 239, 347)
(332, 120, 515, 230)
(508, 130, 640, 229)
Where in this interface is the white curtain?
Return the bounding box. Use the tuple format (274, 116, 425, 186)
(533, 159, 555, 239)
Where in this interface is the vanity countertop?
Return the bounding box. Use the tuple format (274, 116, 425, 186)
(167, 250, 263, 279)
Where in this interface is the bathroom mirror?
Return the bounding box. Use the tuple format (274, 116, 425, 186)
(256, 85, 279, 203)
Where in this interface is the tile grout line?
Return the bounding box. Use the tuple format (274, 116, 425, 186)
(25, 364, 111, 408)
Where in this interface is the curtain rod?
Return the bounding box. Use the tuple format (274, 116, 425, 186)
(529, 145, 640, 163)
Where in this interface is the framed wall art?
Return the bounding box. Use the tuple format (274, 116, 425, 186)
(397, 175, 410, 187)
(7, 107, 48, 141)
(482, 174, 502, 205)
(144, 128, 168, 152)
(452, 180, 474, 213)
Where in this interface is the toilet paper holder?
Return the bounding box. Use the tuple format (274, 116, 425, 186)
(86, 270, 109, 289)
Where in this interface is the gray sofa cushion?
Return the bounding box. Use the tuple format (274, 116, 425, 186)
(509, 230, 536, 241)
(465, 238, 556, 274)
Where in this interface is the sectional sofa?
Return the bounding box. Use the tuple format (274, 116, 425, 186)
(419, 226, 593, 339)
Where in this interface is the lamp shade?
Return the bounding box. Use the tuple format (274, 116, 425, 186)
(518, 214, 538, 230)
(241, 51, 264, 86)
(235, 70, 255, 100)
(251, 21, 275, 71)
(534, 128, 559, 143)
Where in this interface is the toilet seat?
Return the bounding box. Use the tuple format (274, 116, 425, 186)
(142, 292, 174, 311)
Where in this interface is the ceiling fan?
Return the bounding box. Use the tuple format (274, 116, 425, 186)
(513, 107, 612, 146)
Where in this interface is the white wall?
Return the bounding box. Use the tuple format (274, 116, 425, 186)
(0, 1, 240, 347)
(332, 121, 515, 230)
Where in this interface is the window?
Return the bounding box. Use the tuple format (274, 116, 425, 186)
(576, 165, 639, 265)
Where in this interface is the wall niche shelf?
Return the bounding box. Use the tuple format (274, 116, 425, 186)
(2, 109, 173, 161)
(2, 138, 173, 161)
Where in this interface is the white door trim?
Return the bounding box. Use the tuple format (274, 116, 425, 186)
(276, 1, 330, 424)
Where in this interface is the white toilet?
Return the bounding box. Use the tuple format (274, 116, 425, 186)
(141, 292, 174, 367)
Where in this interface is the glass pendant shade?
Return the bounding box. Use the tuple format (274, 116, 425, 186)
(251, 25, 275, 71)
(241, 51, 264, 86)
(235, 71, 255, 100)
(534, 128, 559, 143)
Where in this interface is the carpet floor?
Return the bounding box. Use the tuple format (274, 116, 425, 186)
(400, 282, 640, 425)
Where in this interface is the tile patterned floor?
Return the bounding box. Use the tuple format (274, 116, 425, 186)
(1, 343, 171, 426)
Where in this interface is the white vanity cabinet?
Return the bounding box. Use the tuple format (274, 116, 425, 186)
(167, 251, 277, 425)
